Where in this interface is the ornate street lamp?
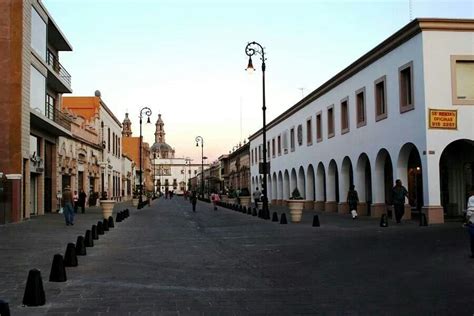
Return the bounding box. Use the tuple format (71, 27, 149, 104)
(245, 41, 269, 219)
(195, 136, 204, 198)
(138, 107, 152, 208)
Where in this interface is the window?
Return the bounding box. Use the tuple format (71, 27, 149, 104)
(251, 149, 254, 165)
(327, 105, 335, 138)
(282, 131, 288, 154)
(306, 118, 313, 145)
(272, 139, 275, 158)
(375, 76, 387, 121)
(31, 7, 46, 60)
(45, 94, 55, 120)
(258, 145, 262, 161)
(112, 132, 115, 155)
(356, 87, 366, 127)
(267, 141, 270, 159)
(30, 65, 46, 113)
(277, 135, 281, 155)
(340, 98, 349, 134)
(399, 61, 414, 112)
(30, 135, 40, 156)
(316, 112, 322, 142)
(297, 124, 303, 146)
(118, 137, 120, 157)
(451, 55, 474, 105)
(290, 128, 295, 152)
(107, 128, 110, 152)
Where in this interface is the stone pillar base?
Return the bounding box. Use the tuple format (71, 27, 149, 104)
(271, 199, 278, 206)
(314, 201, 325, 211)
(422, 205, 444, 224)
(325, 201, 337, 212)
(338, 202, 349, 214)
(403, 204, 412, 220)
(357, 202, 368, 216)
(281, 200, 288, 207)
(371, 203, 386, 218)
(304, 201, 314, 210)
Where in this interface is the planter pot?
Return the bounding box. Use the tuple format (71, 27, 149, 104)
(286, 200, 307, 223)
(239, 196, 251, 207)
(132, 198, 139, 207)
(100, 200, 116, 219)
(257, 201, 263, 210)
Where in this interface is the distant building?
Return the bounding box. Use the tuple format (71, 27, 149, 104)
(249, 18, 474, 224)
(219, 142, 250, 193)
(0, 0, 73, 222)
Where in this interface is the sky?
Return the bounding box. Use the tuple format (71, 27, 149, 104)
(43, 0, 473, 163)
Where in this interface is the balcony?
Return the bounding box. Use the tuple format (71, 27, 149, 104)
(46, 50, 72, 93)
(30, 103, 72, 137)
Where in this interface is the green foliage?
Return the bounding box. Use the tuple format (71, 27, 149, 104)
(240, 188, 250, 196)
(290, 188, 303, 200)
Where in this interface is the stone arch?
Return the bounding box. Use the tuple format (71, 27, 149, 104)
(277, 171, 283, 202)
(283, 170, 290, 200)
(356, 153, 372, 216)
(290, 168, 297, 196)
(373, 148, 394, 218)
(397, 143, 423, 218)
(297, 166, 306, 199)
(326, 159, 339, 212)
(271, 172, 278, 204)
(306, 164, 315, 201)
(315, 162, 326, 211)
(339, 156, 354, 214)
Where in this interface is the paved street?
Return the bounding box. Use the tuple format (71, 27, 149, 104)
(1, 198, 473, 315)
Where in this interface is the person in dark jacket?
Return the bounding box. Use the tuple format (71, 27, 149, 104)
(392, 179, 409, 224)
(78, 189, 87, 213)
(62, 185, 74, 226)
(191, 191, 197, 212)
(347, 185, 359, 219)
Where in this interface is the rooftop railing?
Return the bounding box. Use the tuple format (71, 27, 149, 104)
(46, 50, 71, 87)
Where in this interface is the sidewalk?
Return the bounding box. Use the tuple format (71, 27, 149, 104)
(0, 201, 136, 311)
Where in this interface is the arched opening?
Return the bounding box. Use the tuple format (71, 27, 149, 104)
(398, 143, 423, 220)
(297, 166, 306, 199)
(283, 170, 290, 201)
(356, 153, 372, 216)
(267, 175, 272, 202)
(373, 149, 393, 218)
(316, 162, 326, 211)
(339, 156, 353, 214)
(306, 164, 315, 202)
(290, 168, 297, 196)
(278, 171, 283, 203)
(271, 173, 277, 204)
(326, 160, 339, 212)
(440, 139, 474, 217)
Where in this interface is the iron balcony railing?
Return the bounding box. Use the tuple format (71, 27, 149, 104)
(46, 50, 72, 87)
(44, 103, 71, 131)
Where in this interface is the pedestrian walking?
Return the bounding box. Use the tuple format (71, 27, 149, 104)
(78, 189, 87, 213)
(253, 187, 262, 210)
(392, 179, 409, 224)
(191, 191, 197, 212)
(347, 184, 359, 219)
(73, 190, 78, 213)
(62, 185, 74, 226)
(211, 191, 220, 211)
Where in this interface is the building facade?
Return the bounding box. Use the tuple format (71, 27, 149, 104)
(0, 0, 73, 222)
(219, 142, 250, 193)
(249, 18, 474, 224)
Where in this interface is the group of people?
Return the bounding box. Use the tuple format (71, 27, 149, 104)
(59, 186, 87, 226)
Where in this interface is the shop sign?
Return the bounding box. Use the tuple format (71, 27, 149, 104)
(428, 109, 457, 130)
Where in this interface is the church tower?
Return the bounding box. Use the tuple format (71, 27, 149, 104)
(150, 114, 175, 158)
(155, 114, 165, 143)
(122, 112, 132, 137)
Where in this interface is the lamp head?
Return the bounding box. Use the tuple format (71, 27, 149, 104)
(196, 142, 199, 147)
(146, 116, 151, 124)
(246, 56, 255, 74)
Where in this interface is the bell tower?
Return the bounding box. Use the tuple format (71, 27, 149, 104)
(122, 112, 132, 137)
(155, 114, 165, 143)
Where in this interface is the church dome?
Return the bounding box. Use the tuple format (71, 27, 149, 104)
(151, 142, 173, 153)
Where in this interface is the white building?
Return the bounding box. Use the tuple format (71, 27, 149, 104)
(121, 154, 134, 201)
(150, 114, 203, 194)
(249, 18, 474, 224)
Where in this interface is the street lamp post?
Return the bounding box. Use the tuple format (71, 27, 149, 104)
(245, 41, 269, 219)
(138, 107, 152, 209)
(195, 136, 204, 198)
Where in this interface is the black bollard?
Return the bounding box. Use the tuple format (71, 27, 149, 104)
(420, 213, 428, 226)
(108, 216, 115, 228)
(258, 209, 263, 218)
(64, 243, 78, 267)
(280, 213, 288, 224)
(247, 207, 252, 215)
(380, 214, 388, 227)
(116, 212, 122, 223)
(84, 230, 94, 247)
(75, 236, 86, 256)
(91, 225, 99, 240)
(312, 215, 320, 227)
(0, 299, 10, 316)
(102, 218, 109, 231)
(97, 221, 104, 235)
(22, 269, 46, 306)
(272, 212, 279, 222)
(252, 208, 257, 216)
(125, 209, 130, 217)
(49, 254, 67, 282)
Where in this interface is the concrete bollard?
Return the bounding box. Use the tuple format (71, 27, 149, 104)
(380, 214, 388, 227)
(252, 208, 257, 216)
(247, 207, 252, 215)
(258, 209, 262, 218)
(420, 213, 428, 226)
(75, 236, 86, 256)
(102, 218, 109, 231)
(49, 254, 67, 282)
(84, 230, 94, 247)
(108, 216, 115, 228)
(64, 243, 78, 267)
(91, 225, 99, 240)
(22, 269, 46, 306)
(124, 209, 130, 217)
(272, 212, 279, 222)
(312, 215, 320, 227)
(97, 221, 104, 235)
(116, 212, 122, 223)
(280, 213, 288, 224)
(0, 299, 10, 316)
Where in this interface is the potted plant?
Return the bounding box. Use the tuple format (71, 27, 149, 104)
(286, 188, 306, 223)
(99, 191, 115, 219)
(132, 188, 139, 207)
(239, 188, 251, 207)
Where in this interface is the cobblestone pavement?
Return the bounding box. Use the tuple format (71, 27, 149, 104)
(1, 198, 473, 315)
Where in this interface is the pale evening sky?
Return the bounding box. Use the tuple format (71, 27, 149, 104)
(43, 0, 473, 163)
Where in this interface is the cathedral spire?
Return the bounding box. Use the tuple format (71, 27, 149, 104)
(155, 114, 165, 143)
(122, 112, 132, 137)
